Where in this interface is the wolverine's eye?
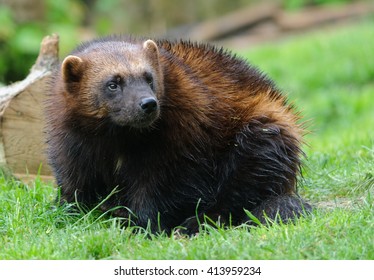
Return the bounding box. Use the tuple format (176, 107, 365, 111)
(107, 82, 119, 92)
(144, 72, 154, 89)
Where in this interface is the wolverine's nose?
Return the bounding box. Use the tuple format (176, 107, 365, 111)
(140, 97, 158, 114)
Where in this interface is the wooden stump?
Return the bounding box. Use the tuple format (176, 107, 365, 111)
(0, 34, 59, 182)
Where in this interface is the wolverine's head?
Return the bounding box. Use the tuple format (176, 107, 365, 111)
(60, 39, 163, 128)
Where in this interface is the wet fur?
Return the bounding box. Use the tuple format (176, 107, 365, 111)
(45, 36, 311, 234)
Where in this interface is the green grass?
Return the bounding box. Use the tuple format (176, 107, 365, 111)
(1, 19, 373, 260)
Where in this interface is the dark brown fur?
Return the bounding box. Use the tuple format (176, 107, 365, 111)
(45, 36, 311, 234)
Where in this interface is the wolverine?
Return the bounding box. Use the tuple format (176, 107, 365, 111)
(45, 36, 311, 234)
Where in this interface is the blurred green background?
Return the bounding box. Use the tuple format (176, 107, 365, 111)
(0, 0, 356, 85)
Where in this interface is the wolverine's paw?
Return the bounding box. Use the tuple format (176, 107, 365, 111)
(249, 194, 312, 225)
(177, 213, 225, 236)
(176, 216, 202, 236)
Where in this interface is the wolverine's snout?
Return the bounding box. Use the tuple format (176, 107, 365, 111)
(139, 97, 158, 114)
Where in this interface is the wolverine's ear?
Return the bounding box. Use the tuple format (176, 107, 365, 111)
(61, 55, 84, 84)
(143, 40, 159, 62)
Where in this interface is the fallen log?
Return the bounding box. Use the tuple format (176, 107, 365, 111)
(276, 1, 374, 31)
(0, 34, 58, 182)
(168, 1, 374, 49)
(180, 2, 280, 41)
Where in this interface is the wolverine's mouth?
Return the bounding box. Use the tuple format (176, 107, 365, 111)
(109, 108, 159, 128)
